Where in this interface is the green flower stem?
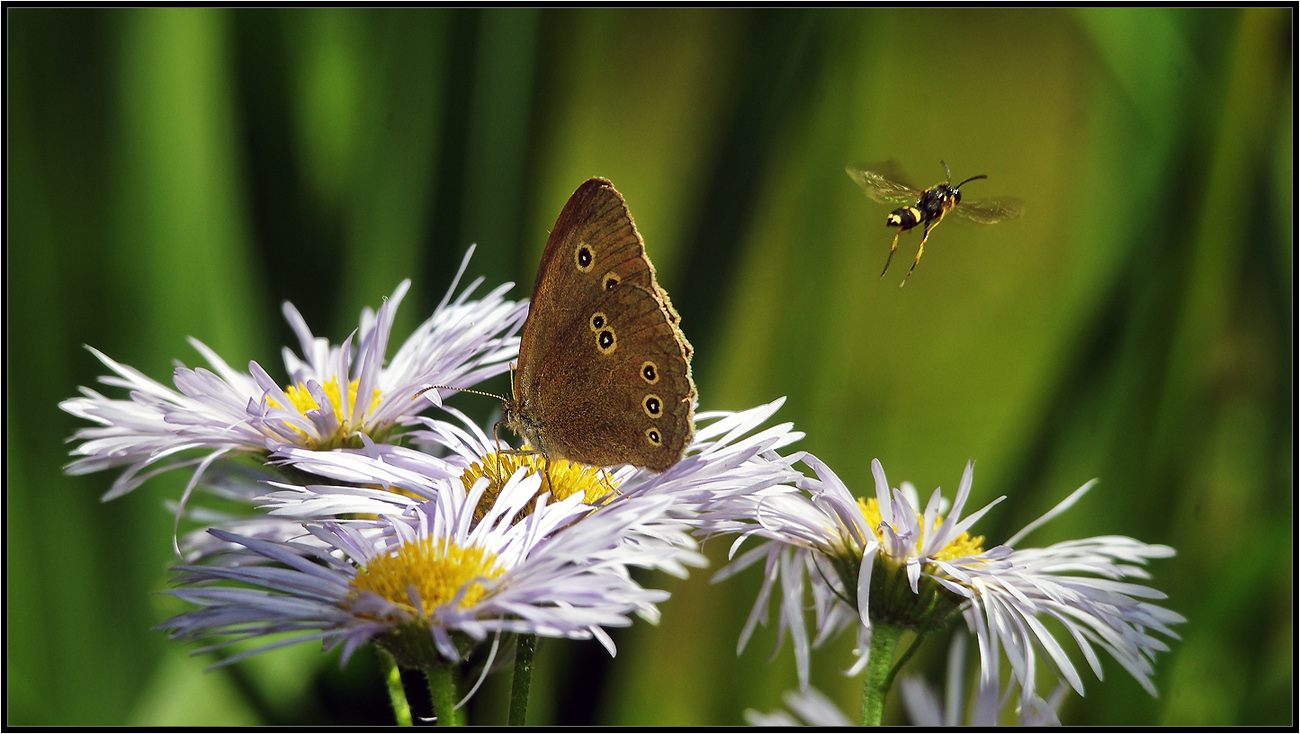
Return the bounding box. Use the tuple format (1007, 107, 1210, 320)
(860, 622, 903, 726)
(887, 630, 925, 689)
(378, 648, 413, 726)
(509, 634, 538, 726)
(426, 663, 460, 726)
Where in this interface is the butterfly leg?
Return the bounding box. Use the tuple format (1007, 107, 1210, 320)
(491, 419, 509, 478)
(598, 468, 620, 497)
(542, 457, 555, 496)
(900, 221, 937, 288)
(880, 229, 903, 279)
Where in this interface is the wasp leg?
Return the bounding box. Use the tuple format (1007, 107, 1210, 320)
(900, 221, 937, 288)
(880, 229, 903, 279)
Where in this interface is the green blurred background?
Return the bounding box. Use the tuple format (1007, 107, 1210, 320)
(7, 7, 1293, 726)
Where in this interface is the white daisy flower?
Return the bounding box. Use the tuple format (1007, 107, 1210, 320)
(899, 632, 1068, 726)
(60, 247, 527, 500)
(170, 463, 317, 564)
(260, 398, 805, 529)
(235, 400, 802, 580)
(746, 635, 1067, 727)
(744, 687, 853, 727)
(710, 456, 1184, 705)
(160, 466, 686, 670)
(615, 398, 807, 514)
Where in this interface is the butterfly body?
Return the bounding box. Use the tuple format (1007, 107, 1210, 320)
(505, 178, 695, 472)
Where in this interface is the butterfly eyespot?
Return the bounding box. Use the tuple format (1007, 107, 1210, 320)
(589, 312, 607, 331)
(597, 328, 616, 354)
(640, 361, 658, 384)
(602, 271, 621, 290)
(645, 428, 662, 445)
(643, 394, 662, 418)
(575, 244, 594, 272)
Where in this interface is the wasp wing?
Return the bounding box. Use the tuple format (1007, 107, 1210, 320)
(846, 162, 922, 207)
(952, 197, 1024, 224)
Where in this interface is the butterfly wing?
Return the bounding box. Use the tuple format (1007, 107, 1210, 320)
(528, 281, 694, 471)
(514, 178, 695, 471)
(529, 178, 663, 296)
(520, 179, 665, 379)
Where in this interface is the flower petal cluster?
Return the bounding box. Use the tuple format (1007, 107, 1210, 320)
(898, 632, 1068, 726)
(57, 248, 809, 671)
(744, 687, 853, 727)
(60, 252, 821, 678)
(745, 634, 1067, 727)
(161, 470, 680, 666)
(261, 398, 807, 520)
(709, 455, 1184, 705)
(59, 239, 1187, 724)
(61, 247, 527, 500)
(160, 399, 806, 664)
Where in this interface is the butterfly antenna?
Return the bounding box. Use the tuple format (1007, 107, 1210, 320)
(413, 381, 515, 480)
(413, 385, 506, 402)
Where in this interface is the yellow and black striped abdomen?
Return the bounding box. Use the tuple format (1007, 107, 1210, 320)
(887, 206, 922, 230)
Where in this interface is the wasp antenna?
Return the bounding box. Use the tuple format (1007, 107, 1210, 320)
(954, 174, 988, 190)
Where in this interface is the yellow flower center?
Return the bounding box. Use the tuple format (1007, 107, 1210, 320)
(282, 377, 380, 420)
(268, 377, 383, 448)
(856, 496, 985, 561)
(349, 538, 505, 619)
(461, 450, 616, 526)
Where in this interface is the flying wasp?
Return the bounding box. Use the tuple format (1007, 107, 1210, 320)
(846, 160, 1023, 287)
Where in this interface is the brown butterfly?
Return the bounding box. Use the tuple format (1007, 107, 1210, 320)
(503, 178, 695, 472)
